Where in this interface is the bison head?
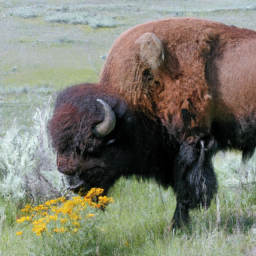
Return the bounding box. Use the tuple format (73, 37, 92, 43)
(48, 83, 167, 194)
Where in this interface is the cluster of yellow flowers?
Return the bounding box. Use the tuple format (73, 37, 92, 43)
(16, 188, 113, 236)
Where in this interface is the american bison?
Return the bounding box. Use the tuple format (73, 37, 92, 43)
(48, 18, 256, 229)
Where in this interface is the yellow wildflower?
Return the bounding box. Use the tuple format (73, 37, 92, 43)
(72, 196, 83, 204)
(85, 188, 104, 199)
(60, 218, 68, 224)
(49, 215, 58, 221)
(88, 201, 97, 208)
(50, 199, 57, 204)
(99, 196, 114, 204)
(16, 216, 26, 223)
(21, 205, 31, 213)
(16, 188, 114, 236)
(32, 218, 47, 235)
(59, 197, 66, 203)
(15, 231, 23, 236)
(72, 221, 81, 227)
(44, 201, 52, 206)
(53, 227, 66, 233)
(70, 213, 81, 221)
(32, 223, 47, 235)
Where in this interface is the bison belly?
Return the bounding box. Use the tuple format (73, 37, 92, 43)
(207, 39, 256, 159)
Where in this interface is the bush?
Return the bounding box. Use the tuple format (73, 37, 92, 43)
(0, 99, 62, 202)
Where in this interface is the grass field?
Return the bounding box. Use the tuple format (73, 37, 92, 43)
(1, 0, 256, 255)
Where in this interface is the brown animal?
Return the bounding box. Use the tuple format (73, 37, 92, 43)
(49, 18, 256, 229)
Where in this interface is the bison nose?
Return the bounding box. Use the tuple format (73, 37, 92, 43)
(57, 153, 81, 175)
(57, 166, 75, 175)
(63, 174, 84, 190)
(57, 162, 81, 176)
(57, 166, 67, 174)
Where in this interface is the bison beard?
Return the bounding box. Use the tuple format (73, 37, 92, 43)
(49, 17, 256, 230)
(172, 137, 217, 228)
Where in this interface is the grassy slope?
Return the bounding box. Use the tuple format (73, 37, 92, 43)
(1, 0, 256, 255)
(2, 171, 256, 256)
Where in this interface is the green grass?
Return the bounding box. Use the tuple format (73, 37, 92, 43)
(1, 67, 99, 89)
(2, 1, 256, 255)
(1, 135, 256, 256)
(1, 171, 256, 256)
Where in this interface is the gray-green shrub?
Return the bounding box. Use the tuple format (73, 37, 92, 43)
(0, 100, 62, 202)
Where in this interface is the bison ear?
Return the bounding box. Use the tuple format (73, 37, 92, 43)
(112, 99, 127, 118)
(135, 32, 164, 69)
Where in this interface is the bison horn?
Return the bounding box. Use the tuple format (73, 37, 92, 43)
(93, 99, 116, 137)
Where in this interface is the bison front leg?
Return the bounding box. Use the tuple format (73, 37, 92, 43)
(171, 135, 218, 230)
(171, 201, 190, 229)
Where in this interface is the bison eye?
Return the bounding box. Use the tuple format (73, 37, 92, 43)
(75, 146, 82, 155)
(59, 144, 74, 154)
(66, 145, 75, 153)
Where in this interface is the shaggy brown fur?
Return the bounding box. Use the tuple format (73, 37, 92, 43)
(100, 17, 256, 146)
(49, 18, 256, 230)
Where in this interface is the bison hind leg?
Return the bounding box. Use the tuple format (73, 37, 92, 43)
(171, 136, 218, 229)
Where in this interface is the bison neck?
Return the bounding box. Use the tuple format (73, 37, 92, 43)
(126, 124, 177, 188)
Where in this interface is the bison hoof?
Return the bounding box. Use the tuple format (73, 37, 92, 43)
(169, 217, 190, 231)
(170, 204, 191, 231)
